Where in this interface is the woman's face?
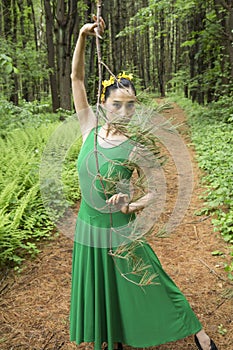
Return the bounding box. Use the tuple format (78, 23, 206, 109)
(103, 87, 136, 124)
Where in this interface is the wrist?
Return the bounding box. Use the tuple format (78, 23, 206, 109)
(120, 202, 130, 214)
(128, 203, 143, 213)
(79, 28, 88, 38)
(128, 203, 134, 213)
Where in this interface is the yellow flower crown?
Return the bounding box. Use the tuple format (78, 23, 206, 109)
(101, 71, 133, 102)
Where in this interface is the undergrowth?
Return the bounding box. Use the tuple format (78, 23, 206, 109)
(0, 100, 81, 268)
(170, 94, 233, 280)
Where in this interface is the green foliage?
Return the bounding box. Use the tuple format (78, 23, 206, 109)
(171, 10, 233, 100)
(218, 323, 227, 336)
(0, 99, 57, 136)
(0, 54, 19, 75)
(0, 124, 56, 266)
(62, 138, 82, 203)
(16, 40, 48, 80)
(224, 248, 233, 281)
(0, 33, 49, 102)
(116, 0, 168, 38)
(0, 103, 81, 267)
(169, 69, 190, 93)
(170, 94, 233, 279)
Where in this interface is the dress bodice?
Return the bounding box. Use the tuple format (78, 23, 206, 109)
(77, 127, 135, 215)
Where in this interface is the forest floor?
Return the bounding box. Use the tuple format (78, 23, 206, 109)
(1, 102, 233, 350)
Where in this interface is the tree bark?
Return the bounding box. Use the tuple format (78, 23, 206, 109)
(17, 0, 31, 101)
(2, 0, 12, 38)
(214, 0, 233, 83)
(44, 0, 60, 112)
(158, 9, 166, 97)
(27, 0, 38, 51)
(55, 0, 77, 110)
(11, 0, 19, 105)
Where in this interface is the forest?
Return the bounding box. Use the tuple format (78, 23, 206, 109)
(1, 0, 233, 109)
(0, 0, 232, 275)
(0, 1, 233, 349)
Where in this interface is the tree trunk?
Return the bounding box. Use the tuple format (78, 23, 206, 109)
(188, 13, 200, 103)
(27, 0, 38, 51)
(158, 9, 166, 97)
(2, 0, 12, 38)
(11, 0, 19, 105)
(55, 0, 77, 110)
(0, 2, 2, 37)
(2, 0, 18, 104)
(197, 7, 206, 105)
(214, 0, 233, 85)
(17, 0, 31, 101)
(153, 20, 159, 93)
(167, 1, 175, 90)
(44, 0, 60, 112)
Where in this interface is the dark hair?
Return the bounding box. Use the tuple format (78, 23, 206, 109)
(104, 78, 136, 101)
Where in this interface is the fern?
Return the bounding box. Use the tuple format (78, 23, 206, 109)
(0, 118, 75, 266)
(10, 184, 39, 229)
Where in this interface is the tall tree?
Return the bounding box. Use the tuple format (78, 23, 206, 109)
(214, 0, 233, 83)
(158, 8, 166, 97)
(55, 0, 78, 110)
(27, 0, 38, 51)
(44, 0, 59, 111)
(1, 0, 19, 104)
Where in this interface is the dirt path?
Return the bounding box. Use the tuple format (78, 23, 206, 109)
(1, 103, 232, 350)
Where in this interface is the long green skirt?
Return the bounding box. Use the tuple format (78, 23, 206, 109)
(70, 218, 202, 350)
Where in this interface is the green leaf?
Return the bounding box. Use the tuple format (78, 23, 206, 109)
(181, 39, 196, 47)
(211, 250, 224, 256)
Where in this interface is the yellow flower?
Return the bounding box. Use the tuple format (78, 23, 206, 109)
(117, 71, 133, 81)
(102, 76, 115, 89)
(101, 72, 133, 102)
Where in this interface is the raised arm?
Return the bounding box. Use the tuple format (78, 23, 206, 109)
(71, 17, 105, 140)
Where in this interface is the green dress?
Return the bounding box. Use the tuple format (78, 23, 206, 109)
(70, 128, 202, 350)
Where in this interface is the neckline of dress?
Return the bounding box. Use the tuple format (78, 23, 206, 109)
(95, 127, 129, 149)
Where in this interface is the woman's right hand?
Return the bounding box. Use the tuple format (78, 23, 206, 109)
(80, 15, 105, 39)
(106, 193, 130, 214)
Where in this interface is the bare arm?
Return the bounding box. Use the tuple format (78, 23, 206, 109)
(71, 17, 105, 140)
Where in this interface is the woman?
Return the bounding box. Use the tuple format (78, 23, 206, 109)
(69, 16, 218, 350)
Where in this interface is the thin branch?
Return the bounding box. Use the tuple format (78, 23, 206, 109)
(94, 1, 114, 247)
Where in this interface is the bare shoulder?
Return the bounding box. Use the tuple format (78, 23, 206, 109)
(75, 106, 96, 142)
